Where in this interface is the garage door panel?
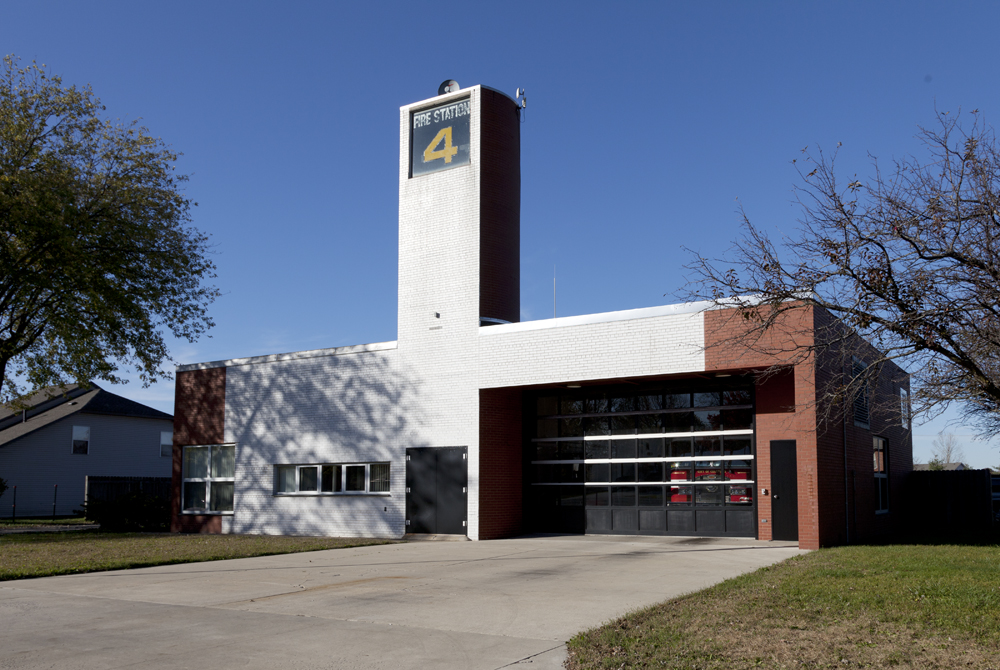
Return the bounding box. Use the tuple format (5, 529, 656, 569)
(726, 509, 755, 535)
(527, 384, 758, 539)
(639, 510, 666, 531)
(696, 510, 725, 533)
(668, 510, 696, 532)
(586, 508, 612, 532)
(612, 509, 638, 531)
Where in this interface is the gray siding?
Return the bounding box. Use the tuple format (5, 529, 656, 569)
(0, 413, 173, 516)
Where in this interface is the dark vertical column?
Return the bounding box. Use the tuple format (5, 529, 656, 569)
(479, 388, 523, 539)
(479, 88, 520, 324)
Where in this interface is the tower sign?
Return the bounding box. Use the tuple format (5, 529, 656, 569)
(410, 97, 471, 177)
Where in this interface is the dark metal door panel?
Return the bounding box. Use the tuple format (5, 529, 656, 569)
(696, 510, 725, 533)
(586, 508, 611, 532)
(613, 509, 638, 531)
(405, 448, 437, 534)
(639, 510, 666, 531)
(726, 509, 755, 536)
(668, 510, 695, 532)
(435, 447, 468, 535)
(770, 440, 799, 541)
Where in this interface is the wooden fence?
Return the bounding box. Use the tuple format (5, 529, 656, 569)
(84, 476, 172, 503)
(903, 469, 995, 536)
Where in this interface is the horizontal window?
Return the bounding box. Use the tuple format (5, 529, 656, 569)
(275, 462, 390, 495)
(534, 390, 753, 420)
(536, 458, 754, 485)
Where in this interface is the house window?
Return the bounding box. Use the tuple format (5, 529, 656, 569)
(852, 358, 870, 428)
(274, 463, 390, 495)
(182, 444, 235, 513)
(900, 388, 910, 428)
(72, 426, 90, 455)
(160, 431, 173, 458)
(873, 436, 889, 513)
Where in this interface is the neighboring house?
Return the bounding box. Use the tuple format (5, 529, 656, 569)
(913, 463, 970, 471)
(0, 384, 173, 516)
(172, 84, 913, 550)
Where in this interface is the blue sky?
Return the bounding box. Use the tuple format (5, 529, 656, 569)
(4, 1, 999, 467)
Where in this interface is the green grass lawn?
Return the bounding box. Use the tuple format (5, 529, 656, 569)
(567, 544, 1000, 669)
(0, 532, 395, 581)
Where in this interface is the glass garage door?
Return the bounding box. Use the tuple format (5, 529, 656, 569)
(528, 386, 756, 537)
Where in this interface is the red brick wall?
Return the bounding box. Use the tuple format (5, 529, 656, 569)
(171, 367, 226, 533)
(479, 88, 520, 324)
(478, 388, 523, 539)
(705, 304, 912, 548)
(813, 320, 912, 546)
(174, 367, 226, 445)
(705, 305, 821, 548)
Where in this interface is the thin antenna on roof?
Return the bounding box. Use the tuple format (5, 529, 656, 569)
(553, 265, 557, 318)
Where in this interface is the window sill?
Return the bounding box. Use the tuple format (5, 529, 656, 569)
(181, 511, 234, 516)
(875, 510, 890, 515)
(273, 492, 392, 497)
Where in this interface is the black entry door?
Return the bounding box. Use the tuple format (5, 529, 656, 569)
(406, 447, 467, 535)
(770, 440, 799, 541)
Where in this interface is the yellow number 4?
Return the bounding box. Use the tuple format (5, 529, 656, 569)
(423, 126, 459, 164)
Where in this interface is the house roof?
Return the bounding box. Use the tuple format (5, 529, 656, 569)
(0, 384, 172, 447)
(913, 462, 970, 471)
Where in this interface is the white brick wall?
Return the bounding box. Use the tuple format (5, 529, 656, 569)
(217, 87, 493, 539)
(396, 87, 485, 539)
(224, 345, 416, 538)
(182, 86, 716, 541)
(479, 307, 706, 388)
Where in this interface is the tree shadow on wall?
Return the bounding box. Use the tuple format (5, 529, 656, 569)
(224, 349, 429, 538)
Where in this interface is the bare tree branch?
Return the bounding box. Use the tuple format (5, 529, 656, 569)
(681, 110, 1000, 438)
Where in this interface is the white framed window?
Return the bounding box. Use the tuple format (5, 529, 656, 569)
(275, 462, 390, 495)
(900, 388, 910, 428)
(72, 426, 90, 455)
(873, 436, 889, 513)
(852, 358, 870, 428)
(182, 444, 235, 513)
(160, 431, 173, 458)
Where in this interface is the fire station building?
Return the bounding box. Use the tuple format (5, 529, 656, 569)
(171, 84, 912, 550)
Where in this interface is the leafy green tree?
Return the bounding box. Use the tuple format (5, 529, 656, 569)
(0, 55, 217, 400)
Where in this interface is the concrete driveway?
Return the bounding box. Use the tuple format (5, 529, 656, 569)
(0, 534, 804, 669)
